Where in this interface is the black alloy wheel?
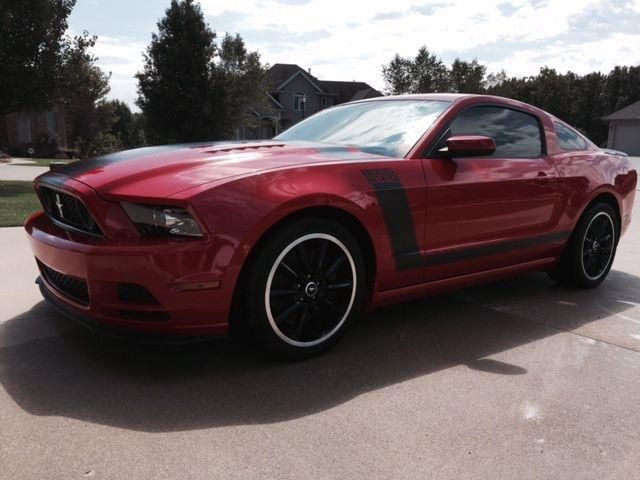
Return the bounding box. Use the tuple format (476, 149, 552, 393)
(245, 217, 365, 359)
(581, 211, 615, 281)
(265, 233, 357, 347)
(548, 202, 618, 288)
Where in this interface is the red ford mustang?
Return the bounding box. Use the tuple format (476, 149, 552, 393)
(25, 94, 637, 358)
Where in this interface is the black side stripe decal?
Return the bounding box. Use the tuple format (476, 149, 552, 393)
(427, 231, 571, 266)
(363, 168, 571, 271)
(362, 168, 425, 271)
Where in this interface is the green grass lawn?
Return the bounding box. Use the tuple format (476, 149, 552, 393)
(11, 158, 76, 167)
(0, 181, 41, 227)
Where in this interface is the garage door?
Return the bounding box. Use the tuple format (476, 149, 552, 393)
(613, 123, 640, 155)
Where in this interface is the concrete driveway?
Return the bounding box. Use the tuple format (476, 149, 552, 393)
(0, 158, 48, 181)
(0, 189, 639, 479)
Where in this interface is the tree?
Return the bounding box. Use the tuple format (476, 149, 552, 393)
(382, 54, 413, 95)
(450, 58, 486, 93)
(572, 72, 607, 141)
(411, 47, 450, 93)
(136, 0, 218, 144)
(136, 0, 269, 144)
(215, 33, 270, 138)
(382, 47, 450, 94)
(61, 34, 119, 157)
(0, 0, 76, 114)
(384, 47, 640, 147)
(107, 100, 146, 150)
(603, 66, 640, 114)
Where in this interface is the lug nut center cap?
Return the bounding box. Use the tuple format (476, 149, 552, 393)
(304, 282, 318, 298)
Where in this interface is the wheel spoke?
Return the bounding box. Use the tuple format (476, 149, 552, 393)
(280, 261, 300, 280)
(319, 295, 342, 313)
(323, 255, 345, 279)
(324, 282, 352, 291)
(316, 240, 328, 272)
(306, 302, 326, 338)
(587, 254, 597, 274)
(276, 301, 302, 324)
(296, 244, 312, 274)
(291, 306, 310, 339)
(270, 289, 298, 297)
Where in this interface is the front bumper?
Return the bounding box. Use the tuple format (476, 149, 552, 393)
(26, 211, 235, 336)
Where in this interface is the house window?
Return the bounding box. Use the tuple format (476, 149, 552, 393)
(293, 92, 307, 111)
(321, 97, 327, 107)
(46, 111, 56, 132)
(17, 116, 32, 144)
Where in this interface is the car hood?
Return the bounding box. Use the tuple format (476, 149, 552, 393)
(41, 141, 386, 200)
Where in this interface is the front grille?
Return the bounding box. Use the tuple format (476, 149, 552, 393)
(38, 261, 89, 306)
(38, 186, 102, 236)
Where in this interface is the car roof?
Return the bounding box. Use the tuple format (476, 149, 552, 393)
(349, 93, 549, 117)
(353, 93, 472, 103)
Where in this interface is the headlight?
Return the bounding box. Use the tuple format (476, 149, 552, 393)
(121, 202, 203, 237)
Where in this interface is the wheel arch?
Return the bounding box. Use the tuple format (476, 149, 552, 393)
(229, 205, 378, 334)
(577, 190, 622, 235)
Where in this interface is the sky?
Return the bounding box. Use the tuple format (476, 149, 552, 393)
(69, 0, 640, 108)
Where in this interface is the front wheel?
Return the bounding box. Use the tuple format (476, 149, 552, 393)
(245, 218, 365, 359)
(548, 202, 618, 288)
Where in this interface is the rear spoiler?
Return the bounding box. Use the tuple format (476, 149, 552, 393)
(602, 148, 628, 157)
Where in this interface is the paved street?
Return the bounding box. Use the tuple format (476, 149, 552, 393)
(0, 163, 639, 479)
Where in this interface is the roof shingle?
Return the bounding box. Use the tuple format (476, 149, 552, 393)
(603, 100, 640, 121)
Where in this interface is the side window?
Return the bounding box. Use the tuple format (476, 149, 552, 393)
(443, 106, 543, 158)
(293, 92, 306, 111)
(555, 122, 587, 151)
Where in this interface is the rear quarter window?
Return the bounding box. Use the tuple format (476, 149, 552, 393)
(555, 122, 588, 151)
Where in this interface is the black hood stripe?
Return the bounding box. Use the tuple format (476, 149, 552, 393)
(52, 142, 215, 177)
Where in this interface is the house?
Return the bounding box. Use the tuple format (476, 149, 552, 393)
(603, 100, 640, 156)
(240, 63, 382, 140)
(1, 106, 68, 157)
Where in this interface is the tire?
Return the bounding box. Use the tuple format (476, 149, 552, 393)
(548, 202, 619, 288)
(244, 217, 365, 359)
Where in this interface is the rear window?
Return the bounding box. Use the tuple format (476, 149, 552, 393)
(555, 122, 588, 151)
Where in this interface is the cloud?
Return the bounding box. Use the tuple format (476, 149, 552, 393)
(241, 28, 332, 52)
(74, 0, 640, 107)
(91, 36, 146, 107)
(372, 11, 405, 21)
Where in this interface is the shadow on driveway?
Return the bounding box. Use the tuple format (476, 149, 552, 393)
(0, 271, 638, 432)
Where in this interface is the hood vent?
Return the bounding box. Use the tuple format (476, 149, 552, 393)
(194, 143, 286, 155)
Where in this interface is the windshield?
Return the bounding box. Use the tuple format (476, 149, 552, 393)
(275, 99, 451, 158)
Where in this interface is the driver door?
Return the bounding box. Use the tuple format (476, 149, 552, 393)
(421, 105, 563, 281)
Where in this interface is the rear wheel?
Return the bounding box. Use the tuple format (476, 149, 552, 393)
(548, 203, 618, 288)
(245, 218, 365, 359)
